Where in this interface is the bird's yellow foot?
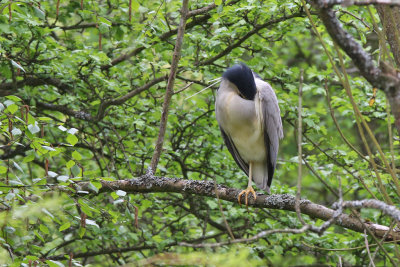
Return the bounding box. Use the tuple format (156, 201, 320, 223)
(237, 186, 257, 206)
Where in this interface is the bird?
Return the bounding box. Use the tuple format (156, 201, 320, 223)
(215, 63, 283, 206)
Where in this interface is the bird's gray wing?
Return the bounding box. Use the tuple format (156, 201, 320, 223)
(219, 127, 249, 176)
(257, 80, 283, 187)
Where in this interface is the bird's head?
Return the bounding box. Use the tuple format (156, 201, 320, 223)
(222, 63, 257, 100)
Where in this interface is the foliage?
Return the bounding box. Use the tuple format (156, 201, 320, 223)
(0, 0, 399, 266)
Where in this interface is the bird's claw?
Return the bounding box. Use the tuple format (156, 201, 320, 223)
(237, 187, 257, 206)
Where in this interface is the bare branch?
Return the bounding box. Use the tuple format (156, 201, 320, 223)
(334, 199, 400, 221)
(96, 76, 167, 120)
(150, 0, 190, 171)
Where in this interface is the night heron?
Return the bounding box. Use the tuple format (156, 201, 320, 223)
(215, 63, 283, 205)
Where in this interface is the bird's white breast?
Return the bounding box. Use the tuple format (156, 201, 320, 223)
(216, 80, 266, 163)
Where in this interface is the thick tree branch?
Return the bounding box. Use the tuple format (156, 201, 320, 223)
(310, 0, 400, 134)
(0, 76, 72, 96)
(318, 0, 400, 7)
(73, 175, 400, 241)
(36, 102, 94, 121)
(376, 6, 400, 68)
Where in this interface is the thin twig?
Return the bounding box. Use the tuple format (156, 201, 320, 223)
(369, 221, 396, 267)
(365, 229, 376, 267)
(334, 44, 398, 202)
(179, 225, 310, 247)
(386, 97, 395, 171)
(110, 126, 135, 175)
(213, 177, 235, 240)
(174, 82, 194, 95)
(296, 69, 306, 225)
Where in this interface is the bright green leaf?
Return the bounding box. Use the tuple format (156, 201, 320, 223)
(40, 224, 50, 235)
(72, 150, 82, 160)
(59, 222, 71, 232)
(66, 134, 78, 146)
(66, 160, 75, 169)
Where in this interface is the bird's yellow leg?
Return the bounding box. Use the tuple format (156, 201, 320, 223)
(238, 162, 257, 206)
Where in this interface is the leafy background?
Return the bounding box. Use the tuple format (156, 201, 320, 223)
(0, 0, 399, 266)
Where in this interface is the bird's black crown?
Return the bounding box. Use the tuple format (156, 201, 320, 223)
(222, 63, 257, 100)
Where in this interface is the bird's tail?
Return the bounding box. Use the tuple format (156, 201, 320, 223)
(252, 162, 271, 194)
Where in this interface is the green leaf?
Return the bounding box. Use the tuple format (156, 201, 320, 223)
(40, 224, 50, 235)
(98, 17, 111, 26)
(206, 199, 218, 209)
(46, 260, 65, 267)
(88, 182, 100, 193)
(91, 181, 102, 190)
(215, 0, 222, 5)
(33, 6, 45, 19)
(0, 166, 7, 174)
(38, 116, 52, 121)
(132, 0, 140, 12)
(99, 23, 110, 34)
(79, 199, 93, 217)
(78, 227, 86, 238)
(59, 222, 71, 232)
(23, 153, 35, 163)
(34, 230, 45, 242)
(6, 95, 22, 102)
(6, 103, 18, 114)
(66, 134, 78, 146)
(111, 192, 119, 200)
(66, 160, 75, 169)
(72, 150, 82, 160)
(71, 165, 81, 176)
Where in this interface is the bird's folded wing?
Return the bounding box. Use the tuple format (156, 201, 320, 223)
(258, 81, 284, 185)
(219, 127, 249, 176)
